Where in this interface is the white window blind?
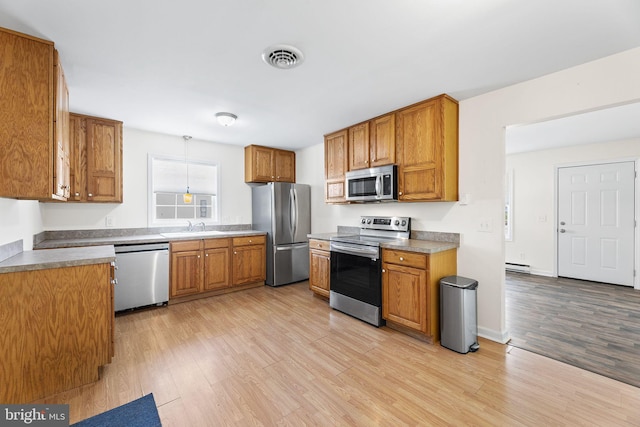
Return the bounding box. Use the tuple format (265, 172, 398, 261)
(152, 158, 217, 195)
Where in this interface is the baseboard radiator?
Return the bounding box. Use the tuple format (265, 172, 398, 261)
(505, 263, 531, 274)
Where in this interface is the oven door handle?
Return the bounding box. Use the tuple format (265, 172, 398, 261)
(330, 243, 378, 260)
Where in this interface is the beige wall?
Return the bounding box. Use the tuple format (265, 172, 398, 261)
(40, 128, 252, 230)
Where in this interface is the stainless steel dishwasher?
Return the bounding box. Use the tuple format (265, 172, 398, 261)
(114, 242, 169, 312)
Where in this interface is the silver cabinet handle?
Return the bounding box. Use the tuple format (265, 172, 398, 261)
(111, 278, 118, 285)
(88, 193, 93, 197)
(75, 192, 80, 197)
(399, 257, 404, 261)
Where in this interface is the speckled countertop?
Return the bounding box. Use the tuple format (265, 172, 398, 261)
(307, 232, 459, 254)
(34, 230, 267, 249)
(0, 245, 116, 274)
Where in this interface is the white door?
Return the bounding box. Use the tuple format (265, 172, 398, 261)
(557, 162, 635, 286)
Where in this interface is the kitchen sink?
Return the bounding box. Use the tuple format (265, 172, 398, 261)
(161, 231, 226, 238)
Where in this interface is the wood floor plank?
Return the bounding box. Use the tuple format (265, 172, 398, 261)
(33, 281, 640, 425)
(506, 271, 640, 387)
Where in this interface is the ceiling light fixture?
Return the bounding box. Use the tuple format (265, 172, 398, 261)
(215, 112, 237, 127)
(182, 135, 193, 204)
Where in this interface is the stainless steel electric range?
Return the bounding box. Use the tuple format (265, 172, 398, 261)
(329, 216, 410, 326)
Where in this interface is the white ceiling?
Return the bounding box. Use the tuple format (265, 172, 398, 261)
(506, 102, 640, 154)
(1, 0, 640, 150)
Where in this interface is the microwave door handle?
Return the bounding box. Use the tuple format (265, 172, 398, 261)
(375, 174, 382, 197)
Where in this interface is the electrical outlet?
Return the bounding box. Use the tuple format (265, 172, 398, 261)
(105, 216, 114, 227)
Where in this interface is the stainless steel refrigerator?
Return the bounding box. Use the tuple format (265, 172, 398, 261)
(252, 182, 311, 286)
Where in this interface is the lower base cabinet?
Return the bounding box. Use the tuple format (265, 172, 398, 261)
(382, 248, 457, 343)
(170, 235, 266, 301)
(309, 239, 330, 297)
(0, 263, 114, 403)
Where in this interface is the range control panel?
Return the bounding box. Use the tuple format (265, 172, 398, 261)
(360, 216, 410, 232)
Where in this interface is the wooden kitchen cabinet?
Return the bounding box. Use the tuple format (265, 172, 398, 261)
(244, 144, 296, 183)
(170, 235, 265, 302)
(203, 238, 230, 291)
(324, 129, 349, 203)
(382, 248, 457, 343)
(309, 239, 331, 298)
(0, 262, 113, 403)
(170, 238, 230, 298)
(232, 235, 266, 286)
(395, 94, 458, 202)
(0, 27, 70, 201)
(68, 113, 123, 202)
(348, 113, 396, 171)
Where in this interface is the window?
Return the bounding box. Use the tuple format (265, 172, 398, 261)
(148, 155, 219, 226)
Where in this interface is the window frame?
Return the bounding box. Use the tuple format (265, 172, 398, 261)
(147, 154, 221, 227)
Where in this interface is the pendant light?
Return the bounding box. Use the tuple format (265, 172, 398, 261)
(182, 135, 193, 203)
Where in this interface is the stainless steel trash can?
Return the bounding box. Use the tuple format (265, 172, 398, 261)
(440, 276, 479, 354)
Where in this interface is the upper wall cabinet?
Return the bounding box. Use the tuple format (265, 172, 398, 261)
(0, 27, 70, 201)
(348, 113, 396, 171)
(396, 95, 458, 202)
(323, 94, 458, 204)
(67, 113, 123, 203)
(244, 145, 296, 183)
(324, 129, 349, 203)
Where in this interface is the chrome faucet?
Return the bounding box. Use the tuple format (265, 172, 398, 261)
(187, 220, 193, 231)
(196, 221, 206, 232)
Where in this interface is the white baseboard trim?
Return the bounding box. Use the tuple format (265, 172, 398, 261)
(478, 326, 510, 344)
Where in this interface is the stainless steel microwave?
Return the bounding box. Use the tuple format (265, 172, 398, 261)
(345, 165, 398, 202)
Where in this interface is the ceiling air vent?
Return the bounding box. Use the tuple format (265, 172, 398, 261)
(262, 45, 304, 70)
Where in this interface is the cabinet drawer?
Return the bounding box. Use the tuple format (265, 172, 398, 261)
(204, 238, 230, 249)
(309, 239, 330, 251)
(171, 240, 201, 252)
(233, 235, 266, 247)
(382, 249, 428, 269)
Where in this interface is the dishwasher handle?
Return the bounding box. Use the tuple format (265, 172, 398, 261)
(115, 243, 170, 254)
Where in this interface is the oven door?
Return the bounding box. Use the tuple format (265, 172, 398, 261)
(330, 243, 381, 307)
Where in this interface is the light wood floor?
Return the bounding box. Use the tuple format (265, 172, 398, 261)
(38, 282, 640, 426)
(506, 271, 640, 388)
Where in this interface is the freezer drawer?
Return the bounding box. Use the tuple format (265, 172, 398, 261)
(269, 242, 310, 286)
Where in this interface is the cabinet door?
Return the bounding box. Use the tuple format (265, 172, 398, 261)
(324, 130, 348, 203)
(170, 250, 202, 297)
(348, 122, 370, 170)
(370, 113, 395, 167)
(86, 117, 123, 202)
(0, 28, 55, 200)
(232, 244, 266, 286)
(274, 149, 296, 182)
(249, 145, 275, 182)
(203, 247, 230, 291)
(68, 114, 87, 201)
(309, 249, 330, 297)
(396, 99, 441, 201)
(382, 262, 427, 333)
(53, 51, 70, 199)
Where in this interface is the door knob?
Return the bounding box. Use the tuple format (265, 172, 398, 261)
(560, 229, 566, 233)
(560, 221, 566, 225)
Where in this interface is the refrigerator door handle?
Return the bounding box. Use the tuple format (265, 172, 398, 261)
(290, 187, 298, 238)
